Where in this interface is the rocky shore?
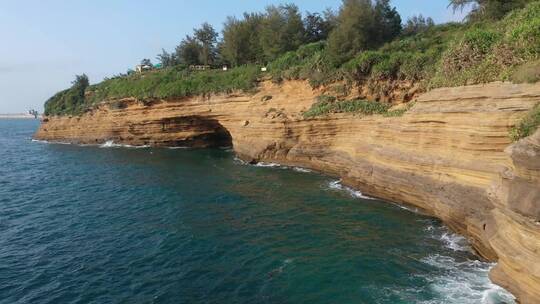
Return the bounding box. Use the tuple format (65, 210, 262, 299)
(35, 80, 540, 303)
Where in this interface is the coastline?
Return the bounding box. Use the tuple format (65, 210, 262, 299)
(0, 114, 41, 119)
(33, 80, 540, 303)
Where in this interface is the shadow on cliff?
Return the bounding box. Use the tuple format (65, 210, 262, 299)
(160, 116, 232, 148)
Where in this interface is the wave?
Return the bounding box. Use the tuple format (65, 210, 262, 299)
(415, 224, 515, 303)
(391, 202, 421, 214)
(327, 180, 375, 200)
(419, 254, 515, 304)
(425, 224, 471, 252)
(99, 140, 149, 149)
(233, 158, 313, 174)
(32, 139, 150, 149)
(31, 139, 73, 145)
(268, 258, 294, 278)
(166, 146, 191, 150)
(253, 162, 281, 168)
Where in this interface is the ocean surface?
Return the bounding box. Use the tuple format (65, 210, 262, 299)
(0, 119, 516, 304)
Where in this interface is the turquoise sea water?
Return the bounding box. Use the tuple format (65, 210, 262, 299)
(0, 119, 515, 304)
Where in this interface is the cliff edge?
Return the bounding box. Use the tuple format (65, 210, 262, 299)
(35, 81, 540, 303)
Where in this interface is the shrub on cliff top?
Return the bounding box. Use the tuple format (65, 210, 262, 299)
(44, 66, 261, 116)
(44, 74, 89, 116)
(430, 2, 540, 88)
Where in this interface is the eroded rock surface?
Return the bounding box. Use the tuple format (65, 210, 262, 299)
(35, 81, 540, 303)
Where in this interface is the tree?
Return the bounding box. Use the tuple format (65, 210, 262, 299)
(326, 0, 402, 66)
(175, 35, 202, 65)
(194, 22, 219, 65)
(156, 49, 178, 67)
(303, 11, 335, 43)
(403, 14, 435, 36)
(221, 13, 265, 66)
(326, 0, 377, 66)
(374, 0, 402, 44)
(140, 58, 152, 66)
(72, 74, 89, 90)
(259, 4, 305, 61)
(449, 0, 531, 20)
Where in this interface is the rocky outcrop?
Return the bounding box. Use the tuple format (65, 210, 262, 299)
(35, 80, 540, 303)
(488, 129, 540, 303)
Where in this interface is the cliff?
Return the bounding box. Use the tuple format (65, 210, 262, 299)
(35, 80, 540, 303)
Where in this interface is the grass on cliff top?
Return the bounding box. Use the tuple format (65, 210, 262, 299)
(510, 103, 540, 141)
(44, 65, 261, 116)
(44, 2, 540, 116)
(303, 95, 390, 118)
(88, 65, 260, 103)
(271, 1, 540, 90)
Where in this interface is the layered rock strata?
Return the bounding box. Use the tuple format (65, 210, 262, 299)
(35, 81, 540, 303)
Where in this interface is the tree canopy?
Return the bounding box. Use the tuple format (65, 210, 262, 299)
(326, 0, 402, 66)
(450, 0, 533, 20)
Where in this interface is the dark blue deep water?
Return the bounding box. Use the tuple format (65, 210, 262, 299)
(0, 119, 515, 304)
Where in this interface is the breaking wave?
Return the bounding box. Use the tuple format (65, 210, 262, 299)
(418, 254, 515, 304)
(233, 158, 313, 174)
(415, 223, 515, 303)
(99, 140, 149, 149)
(326, 180, 375, 200)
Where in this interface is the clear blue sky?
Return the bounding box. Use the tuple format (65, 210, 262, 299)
(0, 0, 469, 113)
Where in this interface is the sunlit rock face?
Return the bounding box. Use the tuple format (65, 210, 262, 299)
(35, 80, 540, 303)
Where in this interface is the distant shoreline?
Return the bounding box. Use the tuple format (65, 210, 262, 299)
(0, 114, 41, 119)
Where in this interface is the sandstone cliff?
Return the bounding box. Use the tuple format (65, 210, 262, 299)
(35, 81, 540, 303)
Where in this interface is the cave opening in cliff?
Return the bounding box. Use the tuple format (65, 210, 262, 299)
(160, 116, 233, 148)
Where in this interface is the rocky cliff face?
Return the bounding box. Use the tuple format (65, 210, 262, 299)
(35, 80, 540, 303)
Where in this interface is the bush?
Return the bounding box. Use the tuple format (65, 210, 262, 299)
(511, 60, 540, 83)
(44, 74, 89, 116)
(343, 51, 386, 79)
(510, 103, 540, 141)
(303, 97, 389, 118)
(430, 2, 540, 88)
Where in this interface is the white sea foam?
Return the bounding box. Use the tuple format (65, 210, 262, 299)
(253, 162, 281, 168)
(166, 146, 191, 150)
(392, 202, 421, 213)
(440, 232, 470, 252)
(411, 226, 516, 303)
(327, 180, 375, 200)
(31, 139, 72, 145)
(99, 140, 149, 149)
(425, 224, 471, 252)
(234, 158, 315, 175)
(269, 258, 294, 277)
(419, 254, 515, 304)
(233, 156, 249, 165)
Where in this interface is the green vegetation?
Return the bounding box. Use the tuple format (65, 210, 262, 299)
(510, 103, 540, 140)
(449, 0, 532, 21)
(45, 0, 540, 117)
(511, 60, 540, 83)
(303, 95, 416, 118)
(303, 95, 390, 118)
(44, 74, 89, 116)
(88, 65, 260, 103)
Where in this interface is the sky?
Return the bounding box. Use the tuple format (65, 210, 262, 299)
(0, 0, 470, 113)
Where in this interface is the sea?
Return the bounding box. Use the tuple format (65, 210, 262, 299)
(0, 119, 516, 304)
